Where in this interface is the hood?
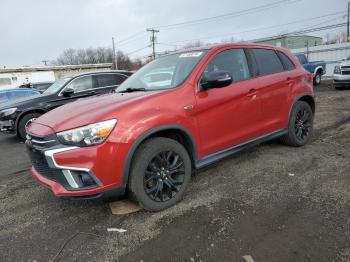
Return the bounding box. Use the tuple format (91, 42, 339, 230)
(34, 91, 162, 133)
(340, 61, 350, 67)
(0, 93, 48, 111)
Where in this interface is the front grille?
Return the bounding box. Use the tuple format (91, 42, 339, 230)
(26, 134, 59, 149)
(341, 66, 350, 69)
(26, 144, 72, 189)
(341, 70, 350, 75)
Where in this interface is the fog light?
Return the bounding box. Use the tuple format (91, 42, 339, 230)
(63, 170, 98, 189)
(78, 172, 97, 187)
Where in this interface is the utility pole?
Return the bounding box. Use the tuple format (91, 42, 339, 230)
(41, 60, 49, 66)
(112, 37, 118, 70)
(147, 28, 159, 60)
(347, 1, 350, 42)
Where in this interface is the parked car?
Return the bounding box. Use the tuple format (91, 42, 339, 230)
(333, 56, 350, 90)
(0, 88, 40, 105)
(295, 54, 326, 86)
(26, 44, 315, 211)
(0, 70, 132, 139)
(18, 81, 54, 93)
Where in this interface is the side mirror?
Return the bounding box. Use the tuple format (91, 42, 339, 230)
(62, 88, 74, 97)
(200, 70, 233, 90)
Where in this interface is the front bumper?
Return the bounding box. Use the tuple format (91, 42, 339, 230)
(0, 119, 15, 132)
(333, 74, 350, 85)
(26, 134, 128, 198)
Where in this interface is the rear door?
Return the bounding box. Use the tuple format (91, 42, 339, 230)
(194, 48, 263, 157)
(250, 48, 295, 133)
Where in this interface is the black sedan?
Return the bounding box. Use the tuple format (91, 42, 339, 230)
(0, 70, 132, 139)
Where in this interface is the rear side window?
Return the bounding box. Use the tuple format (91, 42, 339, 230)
(277, 51, 296, 70)
(202, 48, 251, 83)
(67, 75, 93, 92)
(95, 74, 126, 88)
(252, 49, 284, 76)
(296, 54, 307, 64)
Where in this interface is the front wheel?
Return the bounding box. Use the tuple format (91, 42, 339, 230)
(17, 113, 41, 140)
(128, 137, 192, 211)
(281, 101, 313, 147)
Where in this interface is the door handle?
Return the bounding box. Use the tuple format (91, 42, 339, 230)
(246, 88, 257, 97)
(286, 77, 294, 85)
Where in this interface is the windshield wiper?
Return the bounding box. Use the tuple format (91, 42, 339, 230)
(118, 87, 146, 93)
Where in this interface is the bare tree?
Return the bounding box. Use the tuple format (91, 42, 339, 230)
(54, 47, 145, 70)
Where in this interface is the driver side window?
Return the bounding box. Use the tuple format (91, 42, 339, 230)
(66, 75, 93, 93)
(202, 49, 250, 84)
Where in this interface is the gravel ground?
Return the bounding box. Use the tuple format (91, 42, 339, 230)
(0, 81, 349, 262)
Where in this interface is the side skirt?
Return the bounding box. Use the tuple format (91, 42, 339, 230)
(195, 128, 288, 169)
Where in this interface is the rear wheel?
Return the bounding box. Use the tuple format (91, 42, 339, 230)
(128, 137, 192, 211)
(281, 101, 313, 147)
(313, 72, 322, 86)
(17, 113, 41, 140)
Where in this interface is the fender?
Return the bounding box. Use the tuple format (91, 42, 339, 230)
(287, 93, 315, 124)
(121, 124, 198, 189)
(313, 66, 324, 77)
(15, 107, 48, 132)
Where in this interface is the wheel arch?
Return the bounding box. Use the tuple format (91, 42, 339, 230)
(313, 66, 324, 76)
(122, 125, 198, 189)
(15, 109, 47, 133)
(288, 93, 315, 123)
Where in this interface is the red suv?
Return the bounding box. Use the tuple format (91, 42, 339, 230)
(26, 44, 314, 211)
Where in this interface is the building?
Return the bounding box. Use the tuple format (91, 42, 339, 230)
(0, 63, 112, 89)
(254, 35, 323, 49)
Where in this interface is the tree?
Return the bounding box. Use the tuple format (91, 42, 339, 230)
(54, 47, 144, 70)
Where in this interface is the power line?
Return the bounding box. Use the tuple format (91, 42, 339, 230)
(161, 11, 347, 44)
(115, 0, 302, 47)
(155, 0, 301, 29)
(117, 31, 147, 44)
(126, 45, 150, 55)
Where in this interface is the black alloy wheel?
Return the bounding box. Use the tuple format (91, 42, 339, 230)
(144, 151, 185, 202)
(281, 100, 313, 147)
(128, 137, 192, 211)
(294, 108, 312, 142)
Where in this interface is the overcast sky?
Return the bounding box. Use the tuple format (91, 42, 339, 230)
(0, 0, 347, 68)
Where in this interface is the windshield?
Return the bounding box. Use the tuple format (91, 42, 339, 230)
(43, 77, 72, 95)
(117, 51, 207, 92)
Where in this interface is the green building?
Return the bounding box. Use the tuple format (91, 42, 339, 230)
(254, 35, 323, 49)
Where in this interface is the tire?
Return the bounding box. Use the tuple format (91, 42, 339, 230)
(17, 113, 42, 140)
(281, 101, 313, 147)
(313, 72, 321, 86)
(128, 137, 192, 211)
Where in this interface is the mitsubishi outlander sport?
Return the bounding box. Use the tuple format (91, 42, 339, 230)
(26, 43, 315, 211)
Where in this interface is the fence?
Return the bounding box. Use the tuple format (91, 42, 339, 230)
(290, 42, 350, 78)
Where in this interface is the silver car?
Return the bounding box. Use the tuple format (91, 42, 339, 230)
(333, 56, 350, 89)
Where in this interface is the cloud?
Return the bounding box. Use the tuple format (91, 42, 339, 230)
(0, 0, 346, 67)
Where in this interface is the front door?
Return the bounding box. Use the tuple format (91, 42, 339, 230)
(194, 48, 263, 157)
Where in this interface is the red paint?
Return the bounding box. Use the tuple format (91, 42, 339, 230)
(28, 43, 314, 197)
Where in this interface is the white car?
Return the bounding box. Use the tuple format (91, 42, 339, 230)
(333, 56, 350, 90)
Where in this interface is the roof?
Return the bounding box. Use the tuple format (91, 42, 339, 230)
(62, 70, 133, 79)
(166, 42, 287, 55)
(0, 63, 113, 74)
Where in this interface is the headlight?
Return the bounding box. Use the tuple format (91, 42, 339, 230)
(0, 108, 17, 118)
(334, 66, 341, 74)
(57, 119, 117, 146)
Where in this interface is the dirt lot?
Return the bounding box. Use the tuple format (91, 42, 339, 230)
(0, 81, 350, 262)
